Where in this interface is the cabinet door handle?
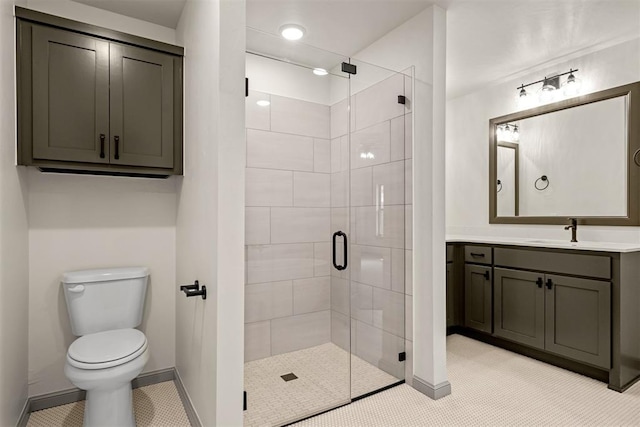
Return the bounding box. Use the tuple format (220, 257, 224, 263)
(545, 278, 553, 290)
(99, 134, 105, 158)
(536, 277, 543, 288)
(483, 271, 490, 280)
(470, 252, 485, 258)
(114, 135, 120, 160)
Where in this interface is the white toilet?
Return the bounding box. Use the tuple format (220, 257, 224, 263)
(62, 267, 150, 427)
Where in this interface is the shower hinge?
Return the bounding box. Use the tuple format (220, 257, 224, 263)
(398, 352, 406, 362)
(243, 391, 247, 411)
(341, 62, 357, 75)
(245, 78, 248, 97)
(398, 95, 407, 105)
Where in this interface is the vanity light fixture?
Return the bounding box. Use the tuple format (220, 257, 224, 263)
(280, 24, 305, 41)
(517, 68, 580, 104)
(313, 68, 328, 76)
(497, 123, 519, 142)
(256, 100, 270, 107)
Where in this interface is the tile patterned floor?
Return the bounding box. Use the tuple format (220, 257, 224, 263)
(293, 334, 640, 426)
(26, 380, 191, 427)
(28, 335, 640, 427)
(244, 342, 400, 427)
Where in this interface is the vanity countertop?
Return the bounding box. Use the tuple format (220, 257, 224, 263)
(446, 235, 640, 253)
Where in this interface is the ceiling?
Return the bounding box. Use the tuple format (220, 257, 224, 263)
(73, 0, 187, 28)
(70, 0, 640, 99)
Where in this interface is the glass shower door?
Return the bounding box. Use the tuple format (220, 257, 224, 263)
(347, 59, 411, 399)
(244, 29, 353, 426)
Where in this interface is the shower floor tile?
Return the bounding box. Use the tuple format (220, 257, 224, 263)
(244, 342, 399, 427)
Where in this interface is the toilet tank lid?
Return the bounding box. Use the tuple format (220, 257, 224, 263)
(62, 267, 149, 284)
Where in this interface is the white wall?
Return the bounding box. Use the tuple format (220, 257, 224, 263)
(0, 0, 29, 424)
(447, 38, 640, 242)
(246, 53, 333, 105)
(353, 5, 449, 398)
(175, 0, 245, 424)
(21, 1, 180, 397)
(28, 171, 177, 396)
(24, 0, 177, 45)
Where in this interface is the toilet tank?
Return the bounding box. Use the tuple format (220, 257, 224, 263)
(62, 267, 149, 336)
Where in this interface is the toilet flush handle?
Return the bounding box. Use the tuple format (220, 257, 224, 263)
(68, 285, 85, 293)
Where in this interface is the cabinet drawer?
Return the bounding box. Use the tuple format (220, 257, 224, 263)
(494, 248, 611, 280)
(465, 245, 492, 264)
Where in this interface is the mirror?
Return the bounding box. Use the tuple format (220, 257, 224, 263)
(489, 81, 640, 225)
(496, 143, 518, 216)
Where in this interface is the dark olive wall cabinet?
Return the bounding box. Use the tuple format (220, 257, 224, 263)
(31, 26, 110, 164)
(464, 265, 492, 333)
(17, 8, 184, 177)
(109, 43, 175, 169)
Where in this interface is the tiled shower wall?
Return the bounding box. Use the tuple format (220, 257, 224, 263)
(329, 73, 413, 381)
(244, 90, 333, 362)
(244, 73, 414, 382)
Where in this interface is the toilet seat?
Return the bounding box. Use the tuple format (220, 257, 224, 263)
(67, 329, 148, 370)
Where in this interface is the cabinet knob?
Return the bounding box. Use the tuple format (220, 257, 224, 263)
(545, 278, 553, 290)
(536, 277, 543, 288)
(483, 270, 490, 280)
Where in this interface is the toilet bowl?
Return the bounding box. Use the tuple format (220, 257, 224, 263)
(64, 329, 149, 427)
(61, 267, 150, 427)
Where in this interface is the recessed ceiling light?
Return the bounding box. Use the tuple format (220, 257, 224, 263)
(313, 68, 328, 76)
(280, 24, 305, 41)
(256, 100, 270, 107)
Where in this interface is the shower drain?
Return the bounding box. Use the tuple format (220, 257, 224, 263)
(281, 373, 298, 382)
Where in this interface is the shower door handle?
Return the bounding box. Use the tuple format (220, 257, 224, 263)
(332, 231, 348, 271)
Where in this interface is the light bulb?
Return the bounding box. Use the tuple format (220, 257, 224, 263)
(313, 68, 328, 76)
(280, 24, 305, 41)
(562, 73, 582, 97)
(517, 87, 532, 109)
(512, 125, 520, 142)
(256, 100, 270, 107)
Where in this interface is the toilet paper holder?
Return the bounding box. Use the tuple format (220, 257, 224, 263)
(180, 280, 207, 300)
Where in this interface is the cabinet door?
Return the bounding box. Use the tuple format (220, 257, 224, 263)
(446, 263, 453, 327)
(545, 274, 611, 369)
(109, 43, 174, 168)
(494, 268, 544, 349)
(32, 25, 109, 163)
(464, 265, 492, 333)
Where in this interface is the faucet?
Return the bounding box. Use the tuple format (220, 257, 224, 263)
(564, 218, 578, 242)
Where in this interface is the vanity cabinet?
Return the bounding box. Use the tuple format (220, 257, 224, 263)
(449, 239, 640, 392)
(464, 265, 492, 333)
(446, 244, 462, 330)
(463, 245, 493, 333)
(494, 268, 544, 348)
(17, 8, 184, 177)
(446, 263, 454, 327)
(494, 268, 611, 369)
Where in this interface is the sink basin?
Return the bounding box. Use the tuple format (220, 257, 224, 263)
(525, 239, 578, 246)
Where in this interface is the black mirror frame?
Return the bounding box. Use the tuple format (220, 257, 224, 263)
(489, 81, 640, 226)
